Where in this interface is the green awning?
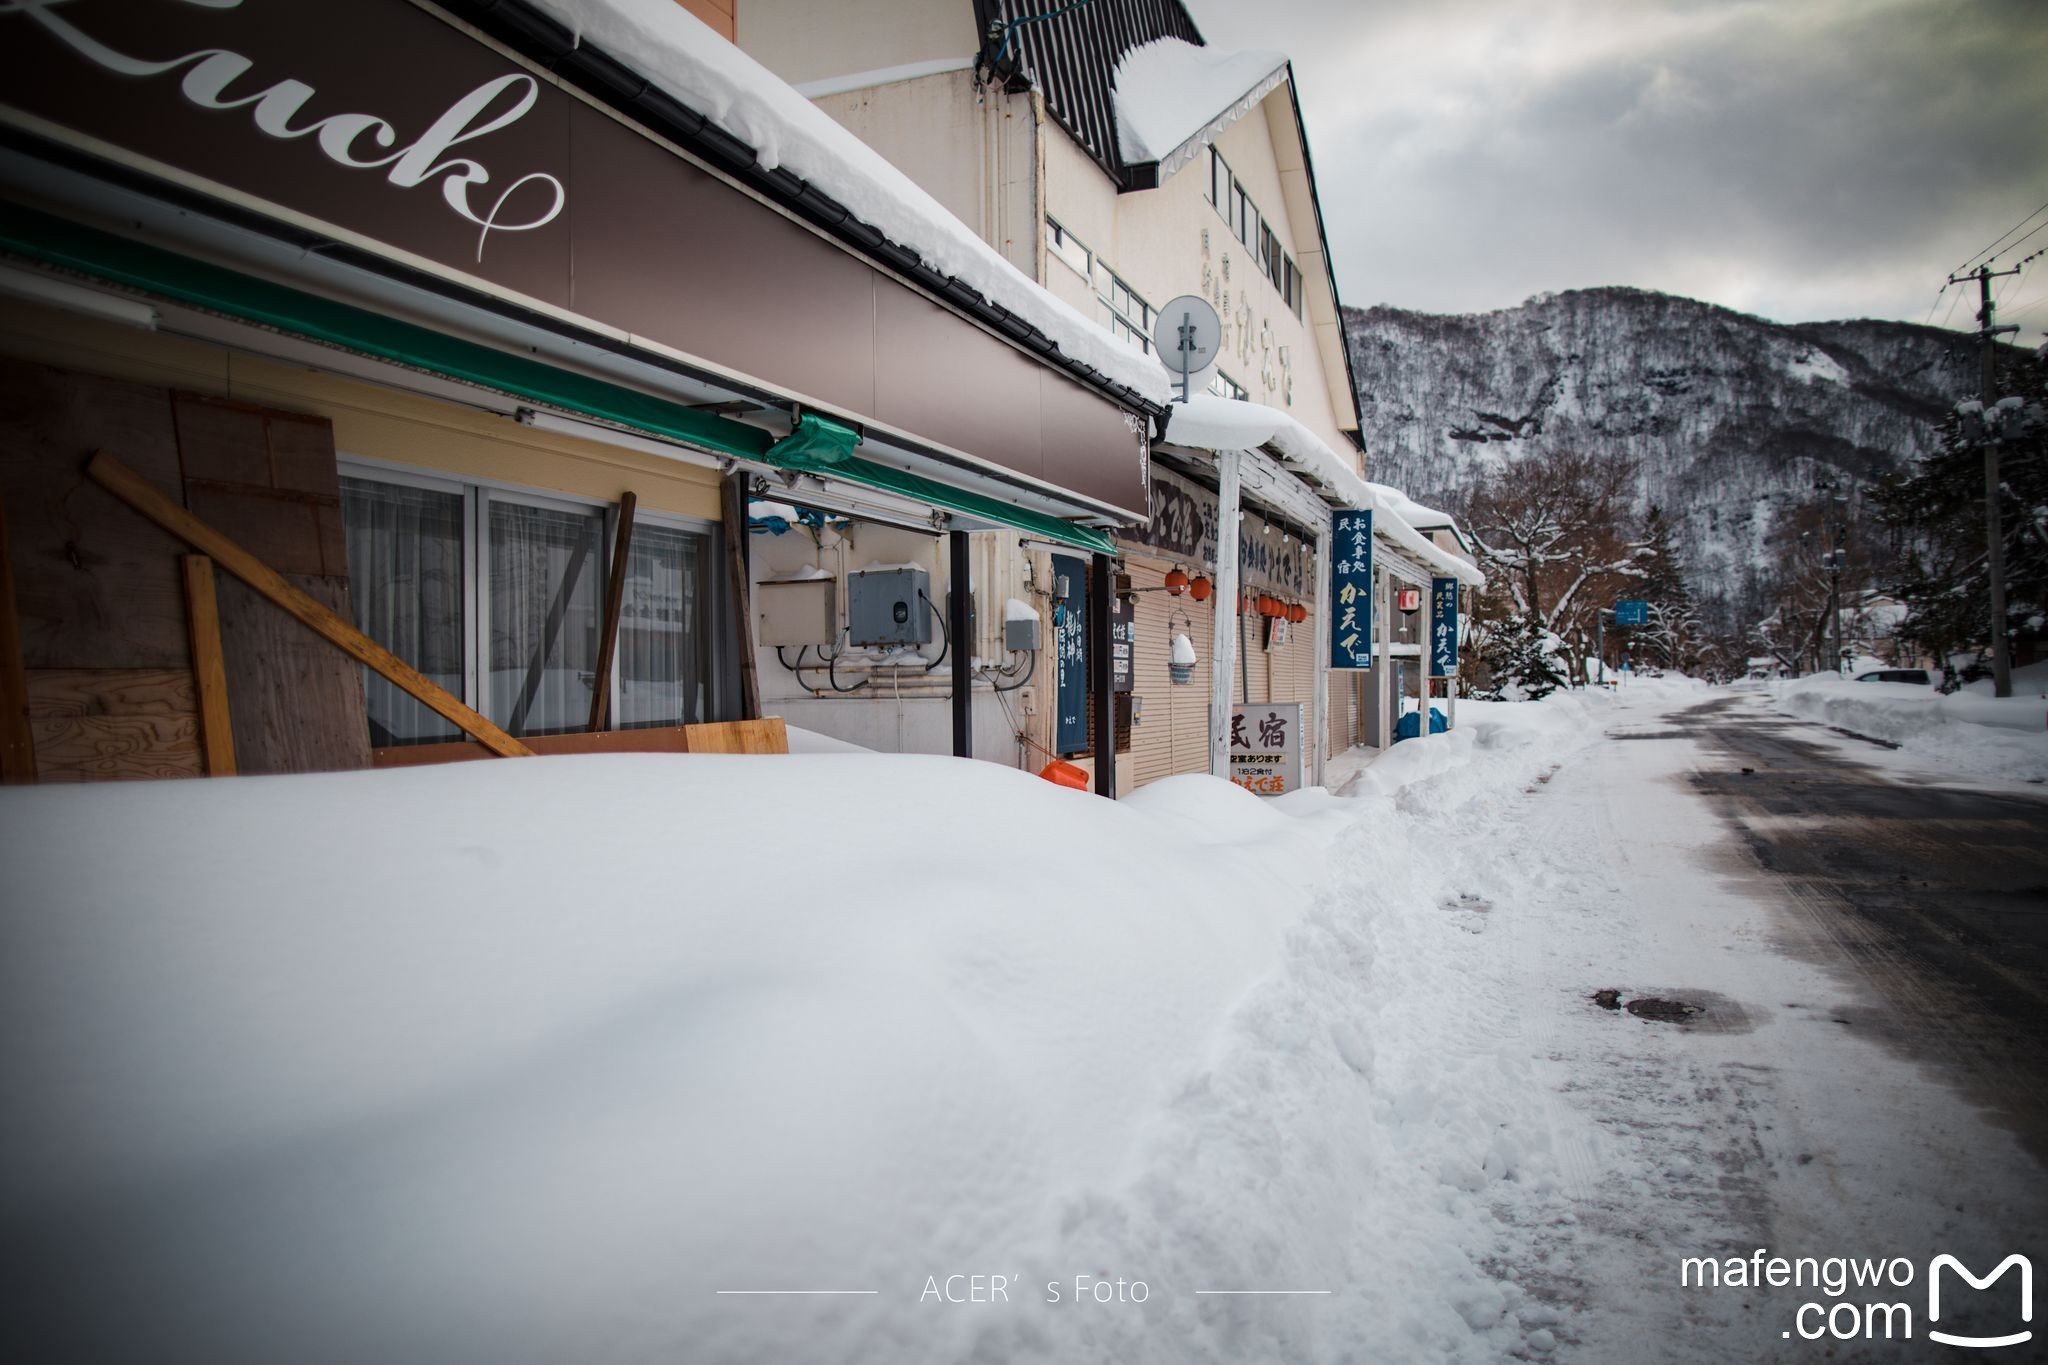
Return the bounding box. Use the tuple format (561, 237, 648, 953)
(0, 201, 1115, 554)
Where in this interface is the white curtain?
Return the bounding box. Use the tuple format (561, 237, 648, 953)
(489, 499, 605, 738)
(618, 522, 709, 728)
(341, 477, 465, 747)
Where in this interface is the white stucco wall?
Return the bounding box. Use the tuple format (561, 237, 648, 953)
(735, 0, 977, 89)
(1041, 89, 1358, 465)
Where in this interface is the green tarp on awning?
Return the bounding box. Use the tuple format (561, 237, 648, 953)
(0, 201, 1115, 555)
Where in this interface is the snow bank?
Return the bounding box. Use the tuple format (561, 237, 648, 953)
(0, 697, 1643, 1363)
(1111, 38, 1288, 165)
(1161, 395, 1484, 587)
(1, 753, 1347, 1363)
(522, 0, 1167, 404)
(1773, 674, 2048, 782)
(1346, 688, 1619, 801)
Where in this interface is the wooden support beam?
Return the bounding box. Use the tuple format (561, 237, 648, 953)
(722, 473, 761, 720)
(180, 554, 237, 776)
(0, 492, 35, 783)
(86, 451, 533, 758)
(588, 491, 637, 732)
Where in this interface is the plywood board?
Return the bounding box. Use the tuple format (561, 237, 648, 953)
(0, 357, 190, 668)
(215, 573, 371, 775)
(681, 716, 788, 754)
(26, 667, 201, 781)
(373, 725, 694, 769)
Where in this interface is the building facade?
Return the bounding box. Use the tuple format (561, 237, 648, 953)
(0, 0, 1165, 783)
(738, 0, 1481, 792)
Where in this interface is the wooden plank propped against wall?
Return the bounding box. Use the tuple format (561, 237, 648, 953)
(588, 490, 636, 732)
(180, 554, 235, 776)
(86, 451, 534, 759)
(0, 491, 36, 783)
(722, 473, 761, 721)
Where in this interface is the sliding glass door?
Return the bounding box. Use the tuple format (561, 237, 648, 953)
(486, 496, 606, 738)
(341, 476, 467, 747)
(341, 464, 719, 745)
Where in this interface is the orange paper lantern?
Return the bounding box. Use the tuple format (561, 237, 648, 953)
(1165, 567, 1189, 595)
(1188, 575, 1213, 602)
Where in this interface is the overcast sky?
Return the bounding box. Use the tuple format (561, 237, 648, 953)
(1183, 0, 2048, 331)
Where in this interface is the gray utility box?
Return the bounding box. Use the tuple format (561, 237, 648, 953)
(756, 576, 836, 647)
(1005, 613, 1041, 653)
(847, 565, 932, 647)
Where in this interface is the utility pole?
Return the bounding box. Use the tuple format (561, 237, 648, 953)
(1949, 263, 2020, 697)
(1814, 479, 1848, 674)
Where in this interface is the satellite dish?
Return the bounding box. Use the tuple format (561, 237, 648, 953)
(1152, 294, 1221, 401)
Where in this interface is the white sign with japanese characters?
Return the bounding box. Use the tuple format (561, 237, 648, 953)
(1229, 702, 1303, 796)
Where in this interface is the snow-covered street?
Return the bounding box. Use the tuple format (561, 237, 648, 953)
(6, 682, 2041, 1362)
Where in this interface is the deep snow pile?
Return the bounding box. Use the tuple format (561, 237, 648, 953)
(0, 701, 1619, 1363)
(1772, 674, 2048, 782)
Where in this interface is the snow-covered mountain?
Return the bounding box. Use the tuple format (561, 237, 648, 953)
(1344, 287, 1975, 624)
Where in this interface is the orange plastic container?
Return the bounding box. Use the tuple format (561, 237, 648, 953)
(1038, 759, 1090, 790)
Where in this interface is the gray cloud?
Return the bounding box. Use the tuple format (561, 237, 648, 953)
(1184, 0, 2048, 330)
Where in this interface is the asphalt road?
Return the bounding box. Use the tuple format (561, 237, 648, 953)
(1676, 692, 2048, 1165)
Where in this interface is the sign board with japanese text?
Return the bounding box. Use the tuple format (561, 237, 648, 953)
(1329, 510, 1374, 670)
(1116, 465, 1314, 598)
(1112, 591, 1135, 693)
(1430, 577, 1460, 678)
(1615, 599, 1649, 627)
(1230, 702, 1303, 796)
(1053, 553, 1089, 754)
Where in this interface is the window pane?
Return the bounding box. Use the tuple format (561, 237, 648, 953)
(342, 477, 466, 747)
(1047, 218, 1089, 278)
(618, 522, 711, 728)
(488, 499, 606, 738)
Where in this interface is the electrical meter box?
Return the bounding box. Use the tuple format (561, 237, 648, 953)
(755, 576, 836, 647)
(847, 566, 932, 646)
(1005, 614, 1041, 653)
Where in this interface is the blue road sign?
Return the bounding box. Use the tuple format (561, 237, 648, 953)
(1615, 598, 1649, 627)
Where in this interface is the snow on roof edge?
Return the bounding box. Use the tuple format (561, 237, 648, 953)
(1160, 395, 1484, 588)
(520, 0, 1169, 407)
(1112, 39, 1290, 178)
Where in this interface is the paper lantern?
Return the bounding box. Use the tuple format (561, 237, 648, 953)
(1165, 567, 1189, 595)
(1188, 575, 1213, 602)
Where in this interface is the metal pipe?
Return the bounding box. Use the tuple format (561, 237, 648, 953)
(1209, 450, 1242, 780)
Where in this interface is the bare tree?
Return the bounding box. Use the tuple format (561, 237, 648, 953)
(1461, 449, 1653, 682)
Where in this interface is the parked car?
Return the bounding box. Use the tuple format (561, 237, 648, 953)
(1855, 668, 1933, 685)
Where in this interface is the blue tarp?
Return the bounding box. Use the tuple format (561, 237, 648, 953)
(1394, 707, 1448, 742)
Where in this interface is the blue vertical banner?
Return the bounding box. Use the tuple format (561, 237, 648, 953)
(1052, 553, 1089, 754)
(1430, 576, 1459, 678)
(1329, 510, 1373, 670)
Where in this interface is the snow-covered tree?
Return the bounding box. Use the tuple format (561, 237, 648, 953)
(1876, 347, 2047, 686)
(1460, 448, 1653, 683)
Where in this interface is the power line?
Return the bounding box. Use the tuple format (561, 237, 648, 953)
(1922, 279, 1953, 326)
(1989, 217, 2048, 268)
(1953, 193, 2048, 276)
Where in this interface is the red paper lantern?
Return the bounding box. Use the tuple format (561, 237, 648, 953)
(1165, 567, 1189, 595)
(1288, 603, 1307, 624)
(1188, 575, 1213, 602)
